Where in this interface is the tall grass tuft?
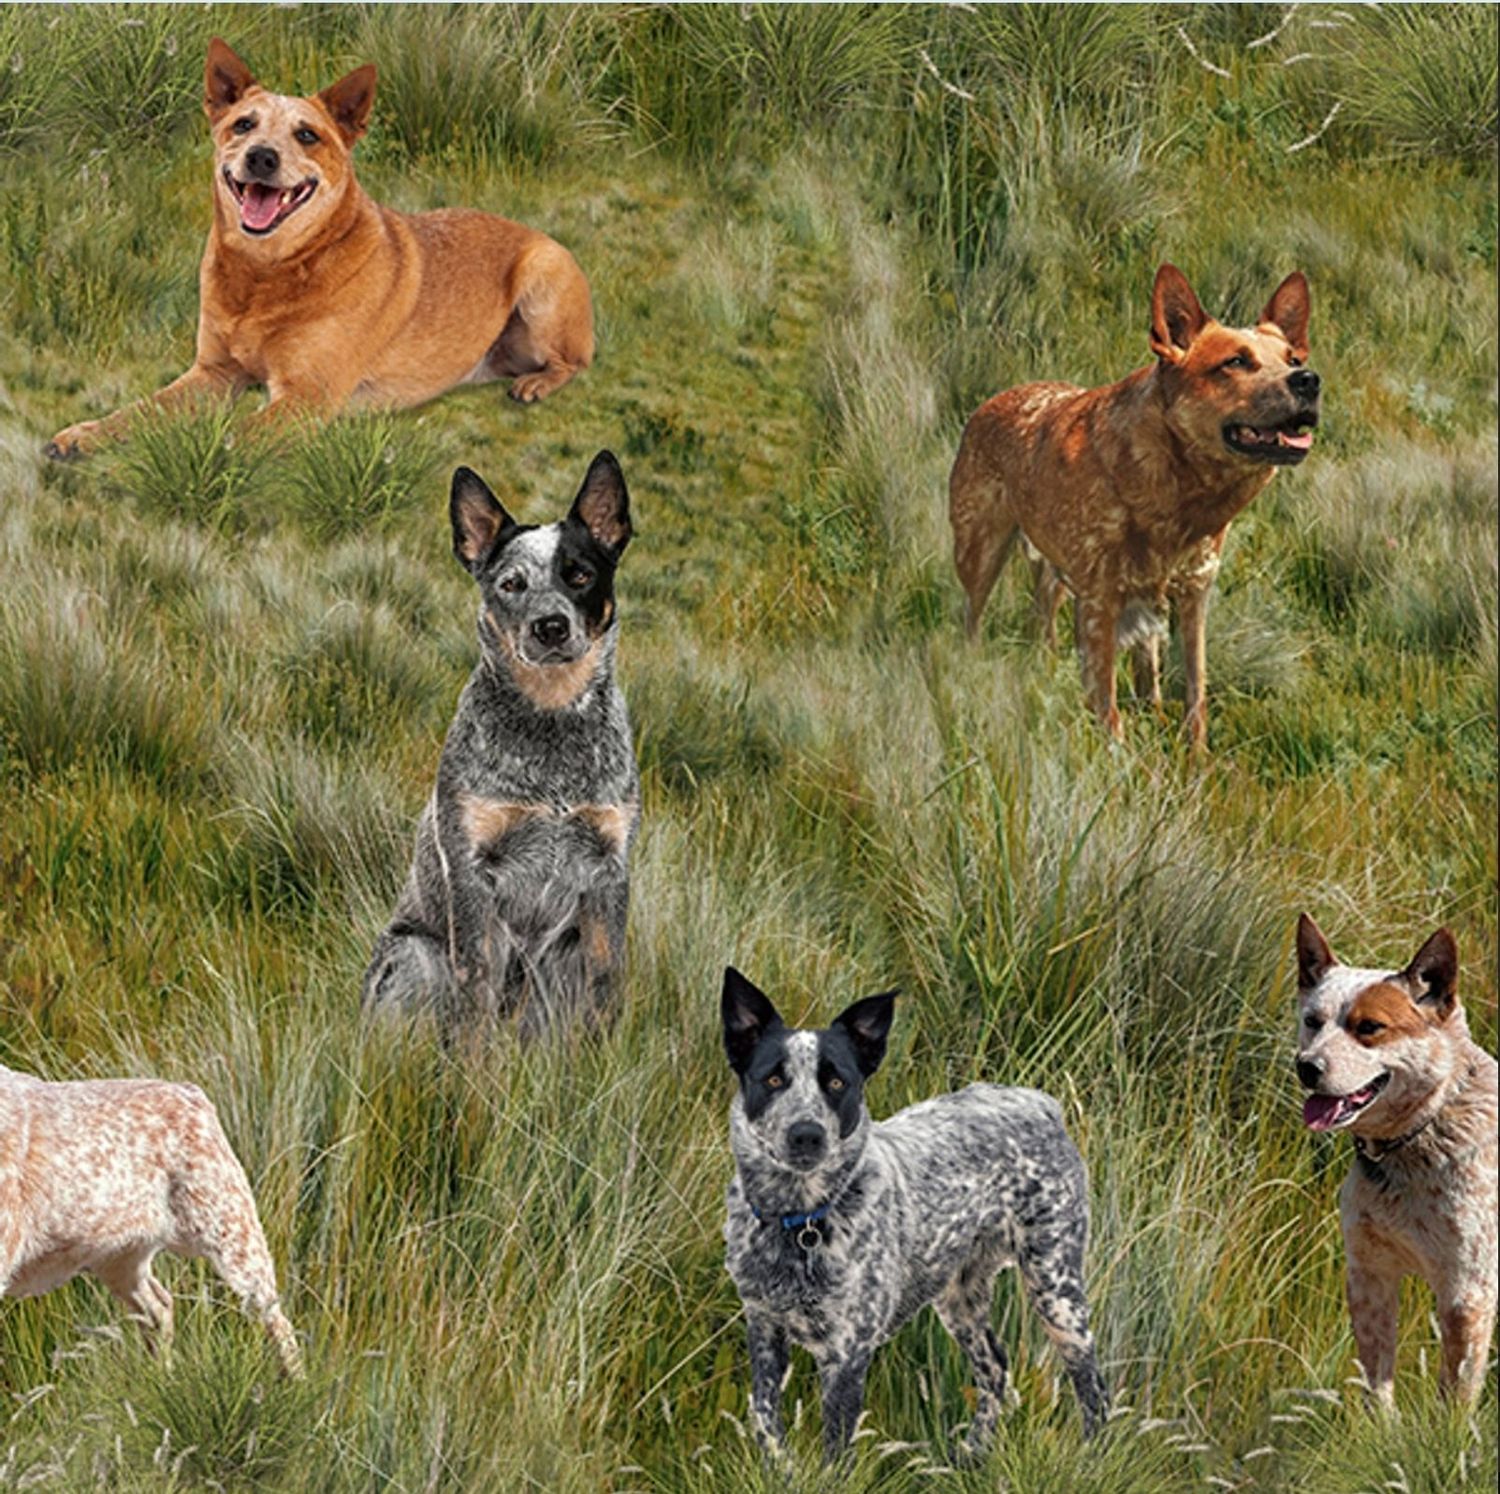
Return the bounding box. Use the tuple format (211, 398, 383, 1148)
(0, 580, 218, 788)
(1325, 3, 1499, 163)
(279, 412, 442, 543)
(352, 3, 614, 168)
(110, 400, 273, 531)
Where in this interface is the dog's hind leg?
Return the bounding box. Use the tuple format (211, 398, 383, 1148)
(489, 241, 594, 405)
(1131, 634, 1163, 712)
(206, 1236, 302, 1379)
(1018, 1228, 1109, 1437)
(176, 1162, 303, 1378)
(1117, 602, 1166, 715)
(1030, 556, 1067, 649)
(936, 1268, 1011, 1456)
(362, 925, 459, 1023)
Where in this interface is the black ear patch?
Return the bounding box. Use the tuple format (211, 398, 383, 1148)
(553, 520, 619, 637)
(569, 450, 632, 558)
(829, 991, 897, 1077)
(450, 466, 519, 574)
(722, 967, 783, 1075)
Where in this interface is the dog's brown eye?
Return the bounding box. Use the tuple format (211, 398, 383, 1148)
(765, 1074, 784, 1089)
(565, 567, 593, 589)
(1221, 353, 1252, 372)
(1287, 355, 1304, 368)
(499, 574, 527, 594)
(232, 117, 255, 135)
(827, 1076, 845, 1092)
(1354, 1019, 1384, 1038)
(294, 127, 320, 146)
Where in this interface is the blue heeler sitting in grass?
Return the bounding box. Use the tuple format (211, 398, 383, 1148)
(362, 452, 638, 1038)
(720, 968, 1109, 1462)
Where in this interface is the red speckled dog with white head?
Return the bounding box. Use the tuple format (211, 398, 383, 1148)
(950, 264, 1320, 748)
(1296, 914, 1497, 1407)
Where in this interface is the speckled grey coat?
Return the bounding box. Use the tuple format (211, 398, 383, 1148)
(720, 970, 1108, 1461)
(362, 455, 638, 1038)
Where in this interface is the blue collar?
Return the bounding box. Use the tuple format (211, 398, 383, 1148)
(750, 1201, 830, 1233)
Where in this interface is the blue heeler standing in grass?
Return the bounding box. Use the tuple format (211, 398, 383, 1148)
(362, 452, 638, 1038)
(720, 968, 1109, 1462)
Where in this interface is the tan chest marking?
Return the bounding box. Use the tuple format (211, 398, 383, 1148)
(459, 796, 548, 851)
(570, 803, 635, 854)
(458, 794, 636, 856)
(491, 624, 604, 711)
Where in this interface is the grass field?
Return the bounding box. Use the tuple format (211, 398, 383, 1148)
(0, 4, 1496, 1490)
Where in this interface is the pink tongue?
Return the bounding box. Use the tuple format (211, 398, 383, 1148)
(1304, 1087, 1376, 1131)
(1277, 429, 1314, 450)
(1303, 1094, 1345, 1130)
(241, 183, 283, 231)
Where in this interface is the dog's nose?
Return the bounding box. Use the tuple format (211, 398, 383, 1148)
(1296, 1057, 1325, 1091)
(1287, 368, 1320, 400)
(531, 614, 570, 648)
(787, 1121, 826, 1162)
(245, 145, 280, 180)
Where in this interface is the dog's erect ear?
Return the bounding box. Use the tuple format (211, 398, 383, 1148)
(1149, 263, 1208, 363)
(568, 451, 632, 559)
(722, 967, 783, 1074)
(831, 992, 897, 1077)
(204, 38, 256, 122)
(318, 63, 378, 145)
(450, 467, 518, 574)
(1261, 272, 1310, 362)
(1403, 927, 1458, 1021)
(1296, 913, 1337, 991)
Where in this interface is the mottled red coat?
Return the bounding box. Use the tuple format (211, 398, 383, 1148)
(951, 264, 1319, 747)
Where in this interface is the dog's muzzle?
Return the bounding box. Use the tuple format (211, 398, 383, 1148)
(531, 614, 571, 649)
(1222, 390, 1320, 466)
(244, 144, 280, 181)
(1287, 369, 1320, 401)
(223, 165, 319, 237)
(785, 1121, 827, 1169)
(1301, 1068, 1390, 1131)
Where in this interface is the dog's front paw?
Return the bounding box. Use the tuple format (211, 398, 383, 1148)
(756, 1439, 796, 1479)
(44, 421, 102, 460)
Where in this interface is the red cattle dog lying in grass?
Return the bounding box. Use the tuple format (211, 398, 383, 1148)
(46, 38, 593, 459)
